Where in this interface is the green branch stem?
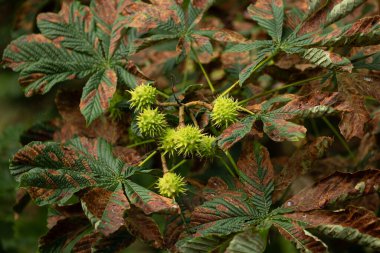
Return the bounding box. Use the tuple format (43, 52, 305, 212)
(127, 139, 155, 148)
(139, 150, 158, 167)
(322, 116, 354, 159)
(157, 90, 170, 99)
(170, 160, 187, 172)
(224, 151, 239, 175)
(191, 46, 215, 93)
(217, 155, 237, 177)
(220, 80, 239, 97)
(238, 75, 325, 105)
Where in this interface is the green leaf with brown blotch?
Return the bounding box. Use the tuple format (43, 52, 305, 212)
(237, 141, 275, 215)
(303, 48, 353, 72)
(314, 16, 380, 47)
(247, 0, 285, 43)
(2, 1, 146, 124)
(273, 137, 333, 201)
(178, 234, 230, 253)
(9, 137, 178, 216)
(217, 115, 257, 151)
(285, 206, 380, 250)
(283, 169, 380, 212)
(273, 218, 328, 253)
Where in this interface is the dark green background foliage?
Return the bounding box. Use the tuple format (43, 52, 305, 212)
(0, 0, 380, 252)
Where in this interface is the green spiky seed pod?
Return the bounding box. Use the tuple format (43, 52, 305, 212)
(211, 96, 239, 128)
(137, 108, 168, 138)
(129, 84, 157, 111)
(160, 128, 178, 156)
(157, 172, 187, 198)
(199, 135, 217, 157)
(175, 125, 205, 157)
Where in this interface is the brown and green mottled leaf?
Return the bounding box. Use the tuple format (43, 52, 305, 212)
(237, 141, 274, 215)
(178, 234, 230, 253)
(217, 115, 257, 151)
(2, 1, 146, 124)
(284, 169, 380, 211)
(273, 137, 333, 201)
(273, 218, 328, 253)
(225, 230, 266, 253)
(125, 207, 164, 248)
(10, 137, 179, 216)
(303, 48, 353, 72)
(247, 0, 284, 42)
(285, 206, 380, 250)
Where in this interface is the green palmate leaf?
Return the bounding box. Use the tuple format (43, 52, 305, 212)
(225, 230, 266, 253)
(247, 0, 284, 43)
(284, 169, 380, 212)
(226, 40, 274, 53)
(285, 206, 380, 250)
(217, 115, 257, 151)
(273, 218, 328, 253)
(2, 1, 146, 124)
(315, 16, 380, 47)
(10, 137, 178, 213)
(303, 48, 353, 72)
(324, 0, 366, 27)
(237, 141, 274, 215)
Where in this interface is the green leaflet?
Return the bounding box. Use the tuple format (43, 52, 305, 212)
(178, 234, 230, 253)
(2, 1, 145, 124)
(303, 48, 353, 72)
(273, 219, 328, 253)
(225, 230, 266, 253)
(10, 137, 178, 217)
(325, 0, 365, 27)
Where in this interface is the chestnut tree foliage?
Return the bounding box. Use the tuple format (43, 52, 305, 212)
(2, 0, 380, 252)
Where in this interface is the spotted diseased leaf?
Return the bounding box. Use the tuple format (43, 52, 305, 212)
(239, 56, 266, 85)
(283, 169, 380, 212)
(217, 115, 257, 151)
(303, 48, 353, 72)
(315, 15, 380, 47)
(273, 219, 328, 253)
(10, 137, 179, 216)
(125, 207, 164, 249)
(237, 141, 274, 215)
(2, 1, 146, 124)
(178, 234, 230, 253)
(285, 206, 380, 250)
(273, 137, 333, 201)
(247, 0, 284, 42)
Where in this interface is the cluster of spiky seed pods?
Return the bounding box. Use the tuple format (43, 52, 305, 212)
(127, 83, 241, 198)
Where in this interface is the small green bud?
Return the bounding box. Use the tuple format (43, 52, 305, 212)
(160, 128, 178, 156)
(175, 125, 205, 157)
(211, 96, 239, 128)
(137, 108, 168, 138)
(199, 135, 217, 157)
(157, 172, 187, 198)
(129, 84, 157, 111)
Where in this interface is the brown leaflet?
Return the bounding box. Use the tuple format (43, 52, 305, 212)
(204, 28, 247, 43)
(54, 89, 125, 144)
(165, 215, 186, 251)
(237, 140, 274, 197)
(284, 169, 380, 212)
(248, 0, 283, 20)
(190, 34, 214, 64)
(130, 190, 180, 215)
(93, 226, 135, 252)
(125, 207, 164, 249)
(112, 146, 142, 166)
(81, 187, 130, 236)
(273, 137, 333, 202)
(72, 232, 99, 253)
(39, 216, 91, 252)
(284, 206, 380, 245)
(100, 69, 118, 111)
(274, 221, 328, 253)
(12, 0, 49, 35)
(47, 203, 84, 229)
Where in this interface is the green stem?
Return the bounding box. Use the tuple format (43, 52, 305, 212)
(217, 155, 236, 177)
(220, 80, 239, 97)
(127, 139, 155, 148)
(157, 90, 170, 99)
(238, 106, 255, 115)
(224, 151, 239, 175)
(238, 75, 325, 105)
(191, 46, 215, 93)
(322, 117, 354, 159)
(170, 160, 187, 172)
(139, 150, 158, 167)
